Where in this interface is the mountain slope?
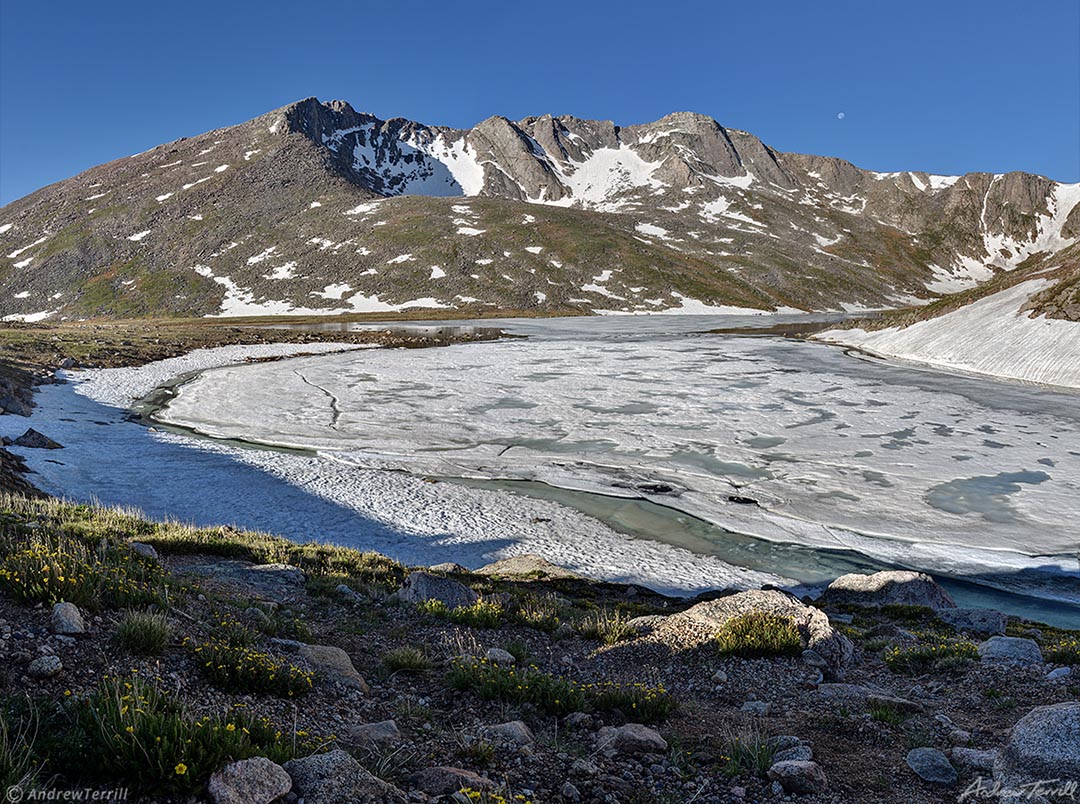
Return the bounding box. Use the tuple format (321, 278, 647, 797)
(1, 97, 1078, 320)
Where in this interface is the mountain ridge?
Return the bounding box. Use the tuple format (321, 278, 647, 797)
(1, 97, 1077, 321)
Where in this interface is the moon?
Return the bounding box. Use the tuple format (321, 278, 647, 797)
(837, 112, 846, 120)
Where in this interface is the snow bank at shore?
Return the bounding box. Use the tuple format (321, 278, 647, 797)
(816, 280, 1080, 390)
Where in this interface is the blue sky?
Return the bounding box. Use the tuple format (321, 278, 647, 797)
(1, 0, 1077, 204)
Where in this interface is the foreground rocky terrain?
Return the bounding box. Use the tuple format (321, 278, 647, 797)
(0, 494, 1077, 804)
(1, 97, 1078, 320)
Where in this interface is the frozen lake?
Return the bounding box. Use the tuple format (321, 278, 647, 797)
(6, 315, 1080, 623)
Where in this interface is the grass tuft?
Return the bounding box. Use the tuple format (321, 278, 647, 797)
(715, 612, 803, 659)
(114, 609, 172, 656)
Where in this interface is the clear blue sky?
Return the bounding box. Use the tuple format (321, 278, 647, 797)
(2, 0, 1078, 205)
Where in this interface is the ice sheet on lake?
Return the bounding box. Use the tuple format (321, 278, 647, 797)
(153, 323, 1080, 596)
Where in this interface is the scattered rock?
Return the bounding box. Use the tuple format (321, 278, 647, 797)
(284, 750, 406, 804)
(675, 589, 855, 679)
(250, 563, 305, 586)
(208, 757, 291, 804)
(994, 702, 1080, 789)
(596, 724, 668, 755)
(341, 720, 400, 748)
(905, 747, 957, 785)
(475, 554, 583, 580)
(767, 760, 828, 794)
(978, 636, 1044, 665)
(823, 570, 955, 609)
(297, 644, 369, 692)
(129, 542, 159, 561)
(741, 700, 772, 716)
(408, 766, 493, 795)
(484, 647, 516, 664)
(397, 571, 478, 609)
(950, 747, 996, 772)
(1046, 666, 1072, 682)
(936, 607, 1006, 635)
(11, 428, 63, 449)
(482, 720, 534, 747)
(49, 602, 85, 635)
(27, 655, 62, 678)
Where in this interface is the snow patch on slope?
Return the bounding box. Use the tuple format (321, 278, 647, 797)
(818, 280, 1080, 388)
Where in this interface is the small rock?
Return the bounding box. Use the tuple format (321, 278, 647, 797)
(297, 644, 369, 692)
(905, 747, 957, 785)
(1045, 666, 1072, 682)
(408, 767, 493, 796)
(711, 669, 728, 684)
(49, 602, 85, 635)
(482, 720, 534, 747)
(129, 542, 159, 561)
(741, 700, 771, 716)
(801, 649, 829, 668)
(595, 724, 668, 755)
(978, 636, 1044, 665)
(427, 562, 468, 574)
(208, 757, 291, 804)
(767, 760, 828, 794)
(948, 729, 972, 745)
(560, 781, 581, 801)
(569, 758, 598, 776)
(335, 584, 364, 603)
(28, 655, 62, 678)
(243, 607, 272, 629)
(564, 712, 592, 729)
(485, 647, 516, 664)
(342, 720, 400, 748)
(475, 554, 582, 580)
(950, 747, 996, 772)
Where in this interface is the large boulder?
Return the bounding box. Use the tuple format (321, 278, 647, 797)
(995, 703, 1080, 792)
(11, 428, 62, 449)
(978, 636, 1044, 665)
(679, 590, 855, 679)
(397, 571, 478, 609)
(822, 570, 955, 609)
(341, 719, 400, 749)
(208, 757, 291, 804)
(284, 750, 406, 804)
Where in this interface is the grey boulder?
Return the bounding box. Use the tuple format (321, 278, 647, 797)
(398, 571, 478, 609)
(284, 749, 405, 804)
(937, 607, 1007, 635)
(978, 636, 1044, 665)
(906, 747, 957, 785)
(767, 760, 828, 794)
(208, 757, 291, 804)
(679, 589, 854, 679)
(27, 655, 63, 678)
(822, 570, 955, 609)
(50, 602, 85, 635)
(994, 703, 1080, 789)
(596, 723, 668, 755)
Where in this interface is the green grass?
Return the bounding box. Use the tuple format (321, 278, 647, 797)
(884, 640, 978, 675)
(868, 700, 910, 725)
(0, 529, 167, 611)
(1045, 638, 1080, 666)
(114, 609, 172, 656)
(188, 639, 314, 697)
(715, 612, 803, 659)
(446, 658, 676, 722)
(717, 722, 776, 778)
(0, 696, 38, 792)
(419, 598, 504, 628)
(382, 647, 432, 674)
(576, 608, 637, 645)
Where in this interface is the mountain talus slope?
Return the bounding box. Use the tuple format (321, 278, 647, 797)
(1, 97, 1078, 320)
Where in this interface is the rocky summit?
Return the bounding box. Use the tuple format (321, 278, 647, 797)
(1, 97, 1078, 321)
